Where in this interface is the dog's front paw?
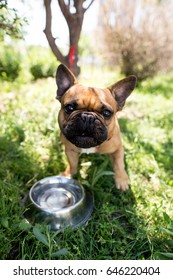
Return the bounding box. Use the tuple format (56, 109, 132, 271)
(59, 164, 77, 178)
(59, 165, 72, 178)
(59, 171, 72, 178)
(115, 175, 130, 191)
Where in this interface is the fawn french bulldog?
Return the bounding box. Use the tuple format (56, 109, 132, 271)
(56, 64, 136, 190)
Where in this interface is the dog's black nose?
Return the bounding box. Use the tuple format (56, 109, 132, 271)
(81, 112, 95, 127)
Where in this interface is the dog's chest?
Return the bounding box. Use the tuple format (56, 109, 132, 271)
(80, 147, 97, 154)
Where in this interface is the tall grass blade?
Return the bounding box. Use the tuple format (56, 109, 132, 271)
(33, 227, 49, 247)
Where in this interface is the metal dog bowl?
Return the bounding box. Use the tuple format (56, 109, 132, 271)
(23, 176, 94, 230)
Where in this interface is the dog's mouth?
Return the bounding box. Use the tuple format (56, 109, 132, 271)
(70, 135, 105, 148)
(62, 112, 107, 148)
(64, 134, 107, 149)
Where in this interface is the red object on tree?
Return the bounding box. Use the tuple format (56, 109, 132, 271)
(69, 45, 75, 71)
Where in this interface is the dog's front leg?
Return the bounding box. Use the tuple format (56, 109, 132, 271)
(110, 145, 130, 191)
(62, 148, 79, 177)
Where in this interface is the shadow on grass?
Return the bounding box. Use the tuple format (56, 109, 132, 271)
(0, 136, 41, 189)
(0, 127, 67, 259)
(43, 130, 67, 176)
(0, 134, 43, 259)
(1, 120, 171, 259)
(62, 115, 173, 260)
(64, 152, 152, 260)
(36, 114, 172, 260)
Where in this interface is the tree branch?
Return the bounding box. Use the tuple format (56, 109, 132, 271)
(44, 0, 66, 63)
(83, 0, 95, 12)
(75, 0, 85, 15)
(58, 0, 71, 21)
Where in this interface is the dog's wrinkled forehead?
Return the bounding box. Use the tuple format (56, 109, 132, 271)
(62, 84, 117, 111)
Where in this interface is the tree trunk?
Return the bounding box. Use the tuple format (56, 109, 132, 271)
(66, 13, 84, 76)
(44, 0, 94, 76)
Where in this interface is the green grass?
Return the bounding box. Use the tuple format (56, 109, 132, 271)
(0, 68, 173, 260)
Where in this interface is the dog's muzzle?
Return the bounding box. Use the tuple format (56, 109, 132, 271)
(62, 111, 108, 148)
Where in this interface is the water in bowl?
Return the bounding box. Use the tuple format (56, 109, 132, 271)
(36, 187, 75, 210)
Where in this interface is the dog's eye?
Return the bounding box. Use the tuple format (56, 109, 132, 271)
(102, 109, 113, 119)
(64, 104, 75, 114)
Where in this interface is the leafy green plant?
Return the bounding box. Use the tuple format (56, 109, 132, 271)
(0, 44, 22, 81)
(32, 226, 68, 259)
(155, 214, 173, 259)
(30, 63, 56, 80)
(0, 0, 27, 40)
(28, 46, 57, 80)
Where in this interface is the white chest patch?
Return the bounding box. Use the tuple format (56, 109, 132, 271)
(80, 147, 97, 154)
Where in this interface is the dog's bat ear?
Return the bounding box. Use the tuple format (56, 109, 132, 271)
(108, 75, 137, 110)
(56, 64, 77, 101)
